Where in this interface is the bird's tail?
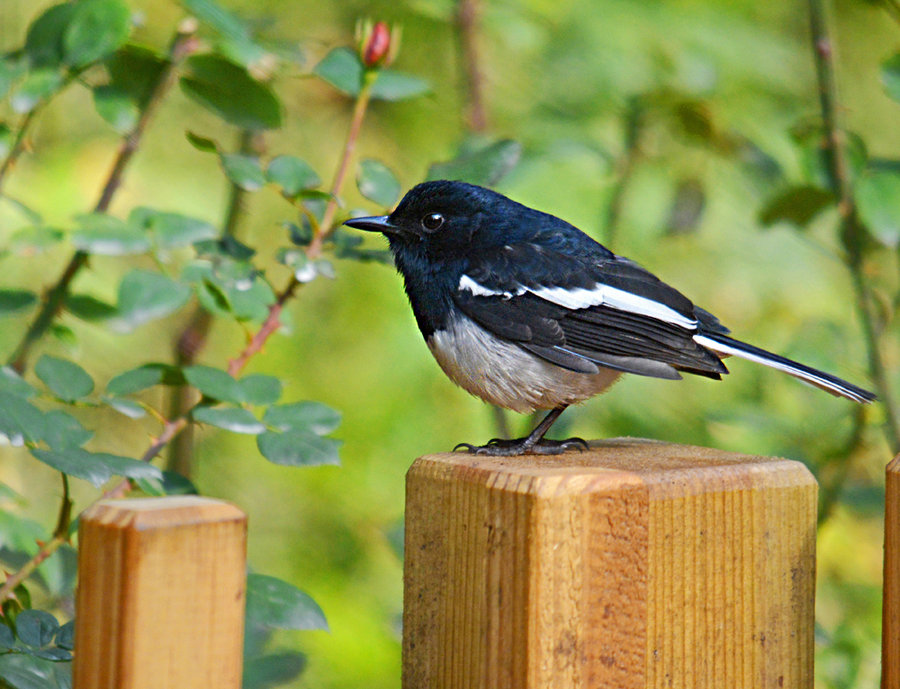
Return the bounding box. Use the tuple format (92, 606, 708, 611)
(692, 333, 876, 404)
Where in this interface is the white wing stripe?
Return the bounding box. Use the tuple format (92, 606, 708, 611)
(530, 284, 697, 329)
(458, 275, 698, 330)
(458, 275, 524, 299)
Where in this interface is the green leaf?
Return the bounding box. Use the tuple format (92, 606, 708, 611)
(0, 367, 36, 399)
(372, 70, 430, 102)
(357, 159, 400, 207)
(10, 68, 63, 114)
(106, 45, 167, 108)
(179, 0, 268, 69)
(313, 47, 362, 96)
(92, 85, 139, 134)
(427, 139, 522, 187)
(228, 278, 275, 322)
(758, 186, 835, 229)
(856, 169, 900, 247)
(24, 4, 77, 67)
(0, 290, 37, 316)
(180, 54, 282, 130)
(221, 154, 266, 191)
(102, 396, 145, 419)
(245, 574, 328, 631)
(881, 53, 900, 104)
(134, 470, 197, 497)
(65, 294, 117, 322)
(9, 227, 63, 254)
(183, 365, 241, 402)
(30, 447, 161, 487)
(192, 406, 265, 434)
(105, 364, 176, 395)
(130, 208, 218, 248)
(0, 653, 69, 689)
(35, 355, 94, 402)
(54, 621, 74, 651)
(263, 401, 341, 434)
(257, 430, 340, 466)
(0, 624, 13, 650)
(242, 652, 307, 689)
(71, 213, 150, 255)
(266, 156, 321, 196)
(0, 392, 46, 445)
(111, 270, 192, 332)
(41, 410, 92, 450)
(185, 131, 219, 153)
(62, 0, 131, 68)
(15, 610, 58, 648)
(238, 375, 282, 405)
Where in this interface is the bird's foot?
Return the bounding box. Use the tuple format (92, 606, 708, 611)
(453, 436, 589, 456)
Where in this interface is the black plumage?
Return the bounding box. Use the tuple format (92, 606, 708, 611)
(344, 180, 876, 456)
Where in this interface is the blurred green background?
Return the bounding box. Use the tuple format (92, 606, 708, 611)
(1, 0, 898, 687)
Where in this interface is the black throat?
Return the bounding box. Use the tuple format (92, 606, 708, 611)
(388, 238, 462, 339)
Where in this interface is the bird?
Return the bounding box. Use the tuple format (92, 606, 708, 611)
(343, 180, 876, 456)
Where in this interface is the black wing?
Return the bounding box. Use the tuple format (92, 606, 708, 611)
(456, 246, 728, 380)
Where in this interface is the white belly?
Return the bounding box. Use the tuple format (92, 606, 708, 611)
(426, 316, 621, 414)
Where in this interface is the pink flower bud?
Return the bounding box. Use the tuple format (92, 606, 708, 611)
(359, 21, 395, 68)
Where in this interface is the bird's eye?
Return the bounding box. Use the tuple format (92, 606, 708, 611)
(421, 213, 444, 231)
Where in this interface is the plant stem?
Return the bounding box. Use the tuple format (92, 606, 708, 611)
(168, 129, 264, 476)
(309, 69, 377, 257)
(604, 96, 644, 247)
(0, 534, 66, 605)
(0, 475, 71, 605)
(0, 108, 39, 195)
(457, 0, 488, 132)
(5, 24, 197, 374)
(807, 0, 900, 452)
(228, 72, 379, 376)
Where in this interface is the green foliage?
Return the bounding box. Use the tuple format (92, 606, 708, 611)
(0, 0, 895, 687)
(426, 139, 523, 187)
(357, 159, 400, 207)
(180, 54, 282, 130)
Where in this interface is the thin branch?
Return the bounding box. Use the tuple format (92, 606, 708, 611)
(5, 24, 198, 374)
(457, 0, 488, 132)
(0, 534, 66, 605)
(0, 474, 71, 605)
(807, 0, 900, 452)
(604, 96, 644, 247)
(168, 129, 264, 476)
(0, 108, 39, 194)
(229, 71, 379, 376)
(817, 405, 867, 525)
(309, 69, 378, 257)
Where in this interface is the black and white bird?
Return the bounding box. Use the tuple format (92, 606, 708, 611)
(344, 180, 875, 456)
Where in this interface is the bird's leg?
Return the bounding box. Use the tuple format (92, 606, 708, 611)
(454, 405, 588, 456)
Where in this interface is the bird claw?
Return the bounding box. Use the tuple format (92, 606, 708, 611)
(453, 437, 589, 457)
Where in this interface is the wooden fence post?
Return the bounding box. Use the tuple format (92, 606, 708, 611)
(72, 496, 247, 689)
(403, 439, 817, 689)
(884, 454, 900, 689)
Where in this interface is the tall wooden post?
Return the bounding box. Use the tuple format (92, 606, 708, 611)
(73, 496, 247, 689)
(403, 439, 817, 689)
(884, 454, 900, 689)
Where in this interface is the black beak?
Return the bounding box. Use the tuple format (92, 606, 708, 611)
(343, 215, 397, 234)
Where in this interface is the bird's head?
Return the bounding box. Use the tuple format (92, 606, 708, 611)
(344, 180, 523, 260)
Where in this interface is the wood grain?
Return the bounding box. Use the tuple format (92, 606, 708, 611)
(72, 496, 247, 689)
(403, 439, 817, 689)
(884, 453, 900, 689)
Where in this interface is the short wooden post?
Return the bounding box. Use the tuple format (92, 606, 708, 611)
(884, 454, 900, 689)
(73, 496, 247, 689)
(403, 439, 817, 689)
